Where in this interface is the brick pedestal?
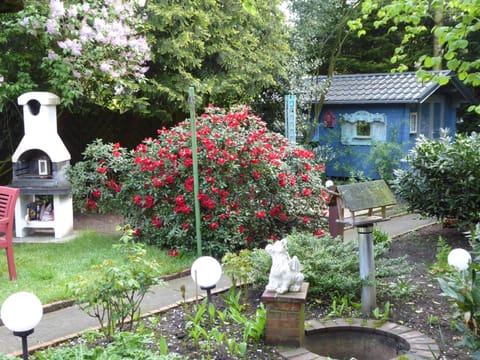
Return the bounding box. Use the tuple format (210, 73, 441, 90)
(261, 282, 309, 347)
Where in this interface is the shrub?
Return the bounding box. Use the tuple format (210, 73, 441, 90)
(369, 130, 403, 183)
(286, 231, 361, 297)
(33, 331, 183, 360)
(438, 225, 480, 355)
(68, 226, 163, 340)
(69, 106, 329, 256)
(393, 130, 480, 224)
(251, 230, 411, 299)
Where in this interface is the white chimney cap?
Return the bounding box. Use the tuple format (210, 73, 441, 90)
(18, 92, 60, 106)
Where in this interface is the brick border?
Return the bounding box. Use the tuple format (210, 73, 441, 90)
(279, 318, 440, 360)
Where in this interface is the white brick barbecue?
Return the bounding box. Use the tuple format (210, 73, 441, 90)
(12, 92, 73, 239)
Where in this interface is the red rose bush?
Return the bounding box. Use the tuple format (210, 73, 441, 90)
(69, 106, 329, 256)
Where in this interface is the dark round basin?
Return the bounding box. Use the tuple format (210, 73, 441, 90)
(304, 326, 410, 360)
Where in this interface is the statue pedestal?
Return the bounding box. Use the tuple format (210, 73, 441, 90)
(261, 282, 309, 347)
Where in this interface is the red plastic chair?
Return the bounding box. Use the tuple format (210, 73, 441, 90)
(0, 186, 20, 281)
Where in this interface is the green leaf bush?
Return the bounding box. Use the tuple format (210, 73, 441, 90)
(393, 130, 480, 224)
(242, 230, 410, 299)
(69, 106, 329, 256)
(68, 226, 163, 341)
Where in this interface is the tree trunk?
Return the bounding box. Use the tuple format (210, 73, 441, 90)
(433, 0, 443, 70)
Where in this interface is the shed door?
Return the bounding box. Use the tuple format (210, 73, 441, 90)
(419, 95, 444, 138)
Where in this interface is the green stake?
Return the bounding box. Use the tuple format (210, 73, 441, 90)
(189, 87, 202, 256)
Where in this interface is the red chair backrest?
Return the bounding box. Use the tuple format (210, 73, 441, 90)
(0, 186, 20, 223)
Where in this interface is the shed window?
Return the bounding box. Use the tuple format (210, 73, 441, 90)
(410, 112, 418, 134)
(356, 121, 371, 137)
(340, 111, 387, 145)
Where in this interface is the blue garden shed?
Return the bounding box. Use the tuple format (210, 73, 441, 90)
(311, 71, 475, 179)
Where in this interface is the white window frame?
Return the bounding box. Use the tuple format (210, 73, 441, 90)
(340, 111, 387, 145)
(38, 159, 48, 175)
(410, 112, 418, 134)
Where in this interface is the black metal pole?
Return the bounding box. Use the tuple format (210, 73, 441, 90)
(13, 329, 34, 360)
(200, 285, 216, 303)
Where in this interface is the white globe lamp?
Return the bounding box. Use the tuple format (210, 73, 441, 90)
(448, 248, 472, 271)
(191, 256, 222, 302)
(1, 292, 43, 360)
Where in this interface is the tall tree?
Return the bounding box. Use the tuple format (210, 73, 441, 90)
(353, 0, 480, 113)
(143, 0, 291, 124)
(0, 0, 151, 112)
(288, 0, 362, 144)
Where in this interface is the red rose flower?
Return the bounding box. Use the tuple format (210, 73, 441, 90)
(302, 188, 312, 196)
(255, 211, 266, 219)
(314, 229, 326, 236)
(133, 195, 142, 205)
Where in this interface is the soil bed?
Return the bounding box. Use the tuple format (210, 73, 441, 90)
(63, 216, 471, 359)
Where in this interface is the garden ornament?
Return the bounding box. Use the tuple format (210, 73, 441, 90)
(265, 238, 304, 294)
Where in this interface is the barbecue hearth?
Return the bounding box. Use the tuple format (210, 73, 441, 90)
(11, 92, 73, 238)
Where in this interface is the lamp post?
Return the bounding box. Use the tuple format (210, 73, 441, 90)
(1, 292, 43, 360)
(191, 256, 222, 303)
(448, 248, 471, 271)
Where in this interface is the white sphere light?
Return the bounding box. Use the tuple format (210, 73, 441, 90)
(191, 256, 222, 289)
(1, 292, 43, 332)
(448, 248, 472, 271)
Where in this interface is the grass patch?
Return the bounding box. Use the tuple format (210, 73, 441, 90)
(0, 230, 195, 305)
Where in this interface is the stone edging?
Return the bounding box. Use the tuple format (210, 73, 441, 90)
(279, 318, 440, 360)
(8, 281, 232, 358)
(0, 268, 191, 328)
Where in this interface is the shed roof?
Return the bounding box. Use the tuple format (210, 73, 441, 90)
(312, 71, 475, 104)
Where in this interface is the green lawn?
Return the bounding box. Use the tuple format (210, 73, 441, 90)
(0, 231, 195, 305)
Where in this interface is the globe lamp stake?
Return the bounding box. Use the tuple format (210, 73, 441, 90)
(1, 292, 43, 360)
(191, 256, 222, 304)
(14, 329, 34, 360)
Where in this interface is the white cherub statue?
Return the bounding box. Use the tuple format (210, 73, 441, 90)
(265, 238, 304, 294)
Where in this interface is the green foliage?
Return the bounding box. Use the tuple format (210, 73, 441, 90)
(356, 0, 480, 113)
(69, 106, 329, 257)
(185, 291, 265, 359)
(260, 231, 411, 299)
(248, 248, 272, 287)
(393, 131, 480, 224)
(430, 236, 453, 275)
(325, 295, 361, 318)
(372, 301, 390, 322)
(222, 249, 254, 296)
(68, 226, 163, 340)
(369, 138, 404, 182)
(143, 0, 290, 118)
(0, 1, 150, 111)
(68, 139, 131, 214)
(288, 0, 362, 144)
(428, 314, 440, 326)
(284, 231, 361, 297)
(33, 331, 183, 360)
(373, 227, 391, 248)
(436, 225, 480, 355)
(437, 238, 480, 355)
(0, 230, 192, 305)
(380, 277, 417, 300)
